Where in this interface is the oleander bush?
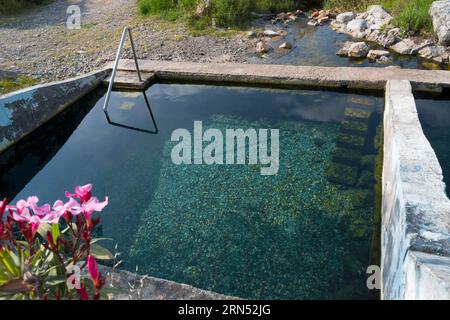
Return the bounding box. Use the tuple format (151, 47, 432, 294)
(0, 184, 113, 300)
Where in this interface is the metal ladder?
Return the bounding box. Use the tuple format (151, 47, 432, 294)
(103, 27, 142, 112)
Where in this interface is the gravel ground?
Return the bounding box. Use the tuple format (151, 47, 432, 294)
(0, 0, 254, 83)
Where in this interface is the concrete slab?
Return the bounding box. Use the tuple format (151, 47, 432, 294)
(103, 70, 155, 90)
(111, 60, 450, 93)
(382, 80, 450, 300)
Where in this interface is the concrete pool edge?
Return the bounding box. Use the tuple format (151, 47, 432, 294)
(113, 60, 450, 93)
(382, 80, 450, 300)
(0, 68, 110, 153)
(101, 266, 240, 300)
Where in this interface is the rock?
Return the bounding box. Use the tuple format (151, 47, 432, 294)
(318, 16, 330, 24)
(367, 49, 390, 60)
(307, 20, 319, 27)
(263, 30, 280, 37)
(336, 41, 353, 56)
(336, 12, 356, 24)
(376, 56, 393, 64)
(279, 42, 292, 50)
(365, 5, 393, 27)
(256, 41, 269, 54)
(390, 38, 433, 55)
(418, 45, 447, 60)
(429, 0, 450, 45)
(347, 18, 368, 33)
(348, 42, 370, 58)
(381, 28, 401, 47)
(246, 31, 256, 38)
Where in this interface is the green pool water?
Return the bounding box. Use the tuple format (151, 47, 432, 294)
(0, 84, 383, 299)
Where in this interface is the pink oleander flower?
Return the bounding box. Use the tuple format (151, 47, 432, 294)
(65, 184, 92, 203)
(53, 197, 109, 220)
(8, 197, 60, 226)
(87, 255, 104, 299)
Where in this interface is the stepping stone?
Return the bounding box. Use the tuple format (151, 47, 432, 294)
(325, 163, 359, 186)
(336, 133, 365, 150)
(332, 147, 362, 165)
(103, 70, 155, 90)
(340, 119, 369, 135)
(344, 108, 372, 123)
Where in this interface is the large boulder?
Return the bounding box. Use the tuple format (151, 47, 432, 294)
(347, 18, 368, 32)
(336, 12, 356, 23)
(390, 38, 433, 55)
(365, 5, 393, 27)
(429, 0, 450, 46)
(348, 42, 370, 58)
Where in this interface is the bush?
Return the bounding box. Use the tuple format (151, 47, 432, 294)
(323, 0, 434, 34)
(138, 0, 317, 28)
(0, 184, 113, 300)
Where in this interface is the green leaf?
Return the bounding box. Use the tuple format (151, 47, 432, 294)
(91, 238, 113, 245)
(45, 275, 67, 287)
(90, 244, 114, 260)
(51, 224, 60, 245)
(0, 250, 20, 277)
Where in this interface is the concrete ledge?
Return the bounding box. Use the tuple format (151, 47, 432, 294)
(114, 60, 450, 93)
(0, 69, 110, 153)
(382, 80, 450, 300)
(101, 267, 239, 300)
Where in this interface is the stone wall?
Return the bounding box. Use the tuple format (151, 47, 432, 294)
(382, 80, 450, 299)
(0, 69, 109, 153)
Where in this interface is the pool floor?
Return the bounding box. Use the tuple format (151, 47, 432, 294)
(0, 84, 384, 299)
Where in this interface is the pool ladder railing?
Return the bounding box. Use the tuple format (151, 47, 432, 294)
(103, 27, 142, 113)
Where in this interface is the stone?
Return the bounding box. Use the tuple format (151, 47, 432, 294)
(263, 30, 280, 37)
(307, 20, 319, 27)
(336, 12, 356, 24)
(336, 41, 353, 56)
(376, 56, 393, 64)
(365, 5, 393, 27)
(336, 133, 366, 150)
(367, 49, 390, 60)
(318, 16, 330, 24)
(390, 38, 433, 55)
(381, 28, 401, 47)
(429, 0, 450, 45)
(256, 41, 269, 54)
(246, 31, 256, 38)
(279, 42, 292, 50)
(348, 42, 370, 58)
(418, 45, 447, 60)
(346, 18, 368, 33)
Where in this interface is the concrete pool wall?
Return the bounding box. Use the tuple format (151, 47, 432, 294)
(1, 62, 450, 299)
(382, 80, 450, 299)
(0, 69, 109, 153)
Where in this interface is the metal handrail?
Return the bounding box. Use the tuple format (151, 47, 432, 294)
(103, 27, 142, 112)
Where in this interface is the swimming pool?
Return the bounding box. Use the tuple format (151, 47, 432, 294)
(0, 83, 383, 299)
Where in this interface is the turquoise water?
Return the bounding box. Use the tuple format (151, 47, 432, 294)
(0, 84, 383, 299)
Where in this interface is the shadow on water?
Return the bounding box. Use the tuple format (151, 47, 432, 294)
(0, 88, 105, 199)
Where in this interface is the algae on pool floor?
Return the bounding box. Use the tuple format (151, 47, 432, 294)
(130, 114, 376, 299)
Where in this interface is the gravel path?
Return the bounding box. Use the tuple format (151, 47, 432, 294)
(0, 0, 254, 82)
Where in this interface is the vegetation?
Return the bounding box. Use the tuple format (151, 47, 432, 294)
(0, 184, 113, 300)
(0, 0, 51, 15)
(137, 0, 320, 29)
(0, 76, 36, 96)
(324, 0, 434, 33)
